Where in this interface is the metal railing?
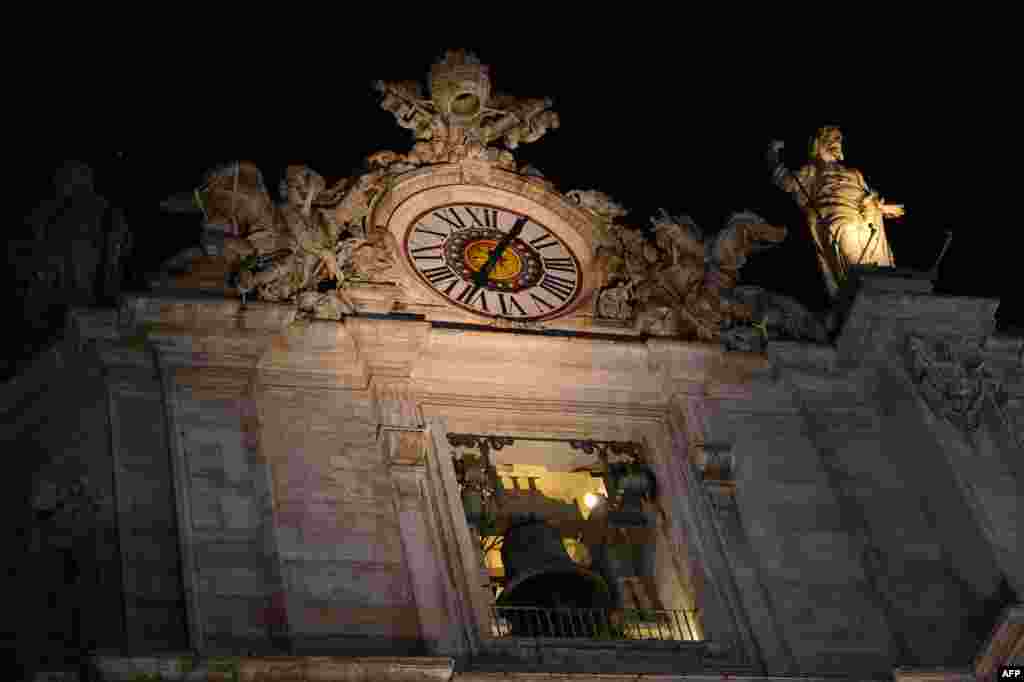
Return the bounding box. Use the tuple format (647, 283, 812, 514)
(489, 606, 699, 641)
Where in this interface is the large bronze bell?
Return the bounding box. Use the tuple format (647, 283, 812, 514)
(496, 520, 611, 637)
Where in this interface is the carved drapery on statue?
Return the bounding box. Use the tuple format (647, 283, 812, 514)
(906, 336, 1005, 433)
(770, 126, 905, 298)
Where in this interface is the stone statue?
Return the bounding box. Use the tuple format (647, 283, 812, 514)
(157, 158, 407, 313)
(15, 161, 132, 340)
(769, 126, 905, 298)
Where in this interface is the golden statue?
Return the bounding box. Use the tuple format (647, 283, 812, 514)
(770, 126, 905, 298)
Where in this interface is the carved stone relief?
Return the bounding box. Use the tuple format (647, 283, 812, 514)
(906, 335, 1005, 432)
(151, 52, 833, 352)
(574, 193, 828, 348)
(156, 50, 562, 320)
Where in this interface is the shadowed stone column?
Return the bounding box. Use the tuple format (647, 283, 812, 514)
(695, 443, 799, 675)
(385, 428, 464, 656)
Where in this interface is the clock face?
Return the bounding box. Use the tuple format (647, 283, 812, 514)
(403, 203, 582, 320)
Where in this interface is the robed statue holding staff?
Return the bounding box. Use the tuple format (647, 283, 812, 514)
(769, 126, 905, 298)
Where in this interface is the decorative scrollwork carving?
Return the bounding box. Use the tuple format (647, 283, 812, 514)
(568, 439, 645, 466)
(374, 49, 558, 168)
(447, 433, 515, 460)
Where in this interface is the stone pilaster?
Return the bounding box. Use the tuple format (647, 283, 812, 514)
(662, 393, 792, 674)
(385, 429, 461, 655)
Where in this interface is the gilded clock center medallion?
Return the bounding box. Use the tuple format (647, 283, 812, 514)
(464, 240, 522, 281)
(443, 227, 543, 292)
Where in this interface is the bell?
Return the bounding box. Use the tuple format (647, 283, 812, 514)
(496, 520, 611, 636)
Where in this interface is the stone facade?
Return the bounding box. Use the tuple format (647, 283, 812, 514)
(7, 268, 1021, 681)
(8, 57, 1022, 682)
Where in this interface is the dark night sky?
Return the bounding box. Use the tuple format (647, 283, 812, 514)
(14, 47, 1016, 332)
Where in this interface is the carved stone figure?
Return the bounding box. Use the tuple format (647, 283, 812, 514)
(566, 189, 629, 223)
(906, 336, 1002, 432)
(633, 210, 785, 341)
(351, 227, 400, 279)
(322, 166, 389, 232)
(280, 164, 342, 283)
(14, 160, 131, 341)
(198, 160, 276, 238)
(157, 155, 413, 312)
(566, 186, 817, 346)
(297, 291, 353, 320)
(596, 280, 634, 321)
(770, 126, 905, 298)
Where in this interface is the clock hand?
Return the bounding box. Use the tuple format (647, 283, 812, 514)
(474, 215, 528, 287)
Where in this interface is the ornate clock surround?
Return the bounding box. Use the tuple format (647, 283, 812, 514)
(373, 162, 600, 323)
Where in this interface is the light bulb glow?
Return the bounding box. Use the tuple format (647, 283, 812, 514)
(583, 493, 599, 509)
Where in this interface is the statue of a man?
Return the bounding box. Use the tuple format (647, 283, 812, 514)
(769, 126, 905, 298)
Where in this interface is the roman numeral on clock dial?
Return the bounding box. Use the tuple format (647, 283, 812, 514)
(530, 293, 555, 311)
(415, 225, 448, 239)
(529, 234, 560, 251)
(538, 274, 575, 301)
(506, 294, 528, 316)
(454, 283, 479, 304)
(463, 206, 499, 228)
(422, 265, 457, 285)
(543, 257, 576, 273)
(411, 244, 444, 261)
(433, 208, 467, 231)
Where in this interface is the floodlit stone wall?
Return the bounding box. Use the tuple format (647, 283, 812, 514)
(13, 276, 1021, 679)
(255, 385, 423, 654)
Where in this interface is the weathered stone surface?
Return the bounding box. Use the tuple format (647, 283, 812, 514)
(39, 231, 1019, 682)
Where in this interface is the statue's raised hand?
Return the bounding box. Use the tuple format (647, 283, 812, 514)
(766, 140, 785, 165)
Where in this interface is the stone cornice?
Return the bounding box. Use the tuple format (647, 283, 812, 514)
(892, 668, 975, 682)
(69, 290, 1020, 416)
(70, 295, 772, 405)
(838, 287, 1000, 370)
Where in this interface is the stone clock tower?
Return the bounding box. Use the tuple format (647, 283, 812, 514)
(8, 51, 1022, 682)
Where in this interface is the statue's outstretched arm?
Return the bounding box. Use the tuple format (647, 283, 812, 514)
(862, 170, 906, 218)
(773, 163, 816, 208)
(767, 140, 815, 206)
(881, 202, 906, 218)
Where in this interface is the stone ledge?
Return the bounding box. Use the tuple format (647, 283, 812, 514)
(90, 653, 455, 681)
